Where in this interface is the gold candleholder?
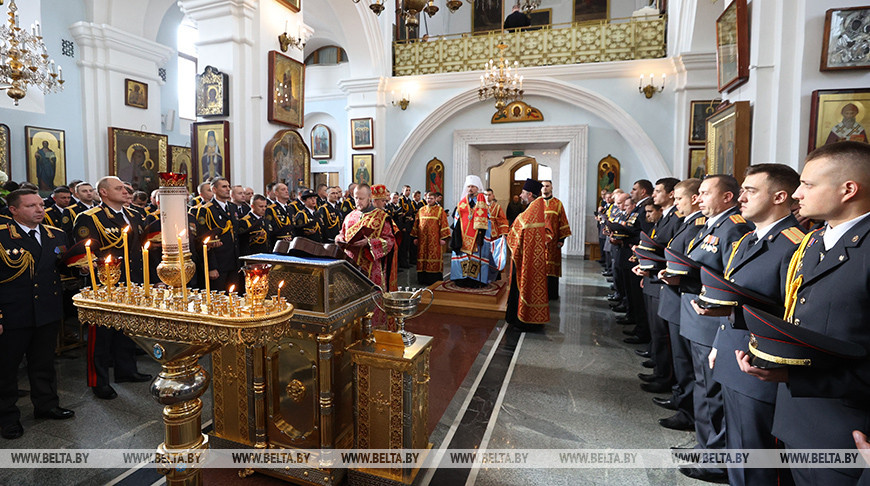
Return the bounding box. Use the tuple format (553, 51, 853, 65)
(242, 264, 272, 315)
(156, 252, 196, 296)
(97, 257, 122, 300)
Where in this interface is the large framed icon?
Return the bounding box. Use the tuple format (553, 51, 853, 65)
(107, 127, 168, 195)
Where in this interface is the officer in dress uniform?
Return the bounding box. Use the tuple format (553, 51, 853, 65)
(231, 185, 250, 219)
(264, 182, 295, 241)
(238, 194, 273, 256)
(43, 186, 74, 241)
(67, 182, 98, 224)
(616, 181, 654, 343)
(340, 183, 357, 218)
(634, 178, 682, 391)
(317, 186, 343, 243)
(653, 179, 706, 429)
(738, 142, 870, 486)
(677, 175, 754, 482)
(0, 189, 75, 440)
(293, 190, 323, 242)
(73, 177, 152, 400)
(691, 164, 803, 486)
(190, 177, 240, 292)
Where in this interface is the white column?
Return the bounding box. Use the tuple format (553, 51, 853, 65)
(178, 0, 261, 188)
(339, 77, 387, 185)
(70, 22, 172, 182)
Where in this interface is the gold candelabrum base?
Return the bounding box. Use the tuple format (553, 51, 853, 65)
(157, 252, 196, 297)
(73, 272, 294, 486)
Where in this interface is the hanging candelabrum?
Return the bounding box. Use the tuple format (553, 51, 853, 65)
(0, 0, 64, 105)
(478, 42, 524, 110)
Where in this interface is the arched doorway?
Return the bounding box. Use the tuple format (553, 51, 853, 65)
(508, 157, 551, 200)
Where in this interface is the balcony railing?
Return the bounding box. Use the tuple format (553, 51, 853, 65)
(393, 15, 667, 76)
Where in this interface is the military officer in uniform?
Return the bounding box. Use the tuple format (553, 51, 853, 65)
(340, 183, 357, 217)
(293, 189, 323, 242)
(634, 178, 682, 391)
(74, 176, 151, 400)
(691, 164, 802, 486)
(654, 179, 705, 428)
(239, 194, 273, 256)
(67, 182, 97, 223)
(264, 182, 295, 241)
(676, 174, 754, 482)
(738, 141, 870, 485)
(190, 177, 240, 292)
(0, 189, 75, 440)
(317, 186, 343, 243)
(43, 186, 74, 240)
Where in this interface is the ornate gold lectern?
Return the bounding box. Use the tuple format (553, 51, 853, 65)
(208, 254, 374, 485)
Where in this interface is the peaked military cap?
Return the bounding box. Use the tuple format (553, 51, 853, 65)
(698, 266, 784, 317)
(664, 247, 701, 276)
(634, 246, 667, 271)
(637, 231, 664, 253)
(744, 305, 866, 369)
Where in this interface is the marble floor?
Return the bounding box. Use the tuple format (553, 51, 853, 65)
(0, 258, 703, 486)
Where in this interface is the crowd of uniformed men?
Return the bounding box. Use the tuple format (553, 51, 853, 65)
(596, 141, 870, 485)
(1, 141, 869, 486)
(0, 174, 445, 441)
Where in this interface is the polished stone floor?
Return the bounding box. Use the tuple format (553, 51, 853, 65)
(1, 258, 703, 485)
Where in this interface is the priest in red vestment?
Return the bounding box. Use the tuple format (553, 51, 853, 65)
(336, 183, 397, 326)
(505, 179, 554, 328)
(412, 191, 450, 285)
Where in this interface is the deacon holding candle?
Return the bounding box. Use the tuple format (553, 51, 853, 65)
(72, 176, 151, 400)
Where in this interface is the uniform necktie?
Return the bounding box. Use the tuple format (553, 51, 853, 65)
(28, 229, 40, 245)
(745, 232, 758, 247)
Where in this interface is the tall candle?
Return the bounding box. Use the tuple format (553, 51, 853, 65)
(123, 226, 131, 298)
(143, 241, 150, 297)
(178, 231, 188, 304)
(277, 280, 285, 303)
(202, 237, 211, 307)
(85, 239, 97, 291)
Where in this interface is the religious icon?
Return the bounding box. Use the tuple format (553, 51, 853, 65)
(492, 101, 544, 124)
(808, 89, 870, 152)
(352, 154, 373, 185)
(263, 129, 310, 191)
(192, 121, 230, 183)
(310, 124, 332, 159)
(705, 101, 750, 182)
(689, 100, 722, 145)
(276, 0, 300, 12)
(268, 51, 305, 128)
(596, 154, 619, 207)
(25, 126, 66, 195)
(820, 7, 870, 71)
(689, 148, 707, 179)
(716, 0, 749, 92)
(196, 66, 229, 117)
(170, 145, 196, 194)
(426, 157, 444, 196)
(351, 118, 373, 150)
(124, 79, 148, 109)
(473, 0, 503, 33)
(108, 127, 167, 194)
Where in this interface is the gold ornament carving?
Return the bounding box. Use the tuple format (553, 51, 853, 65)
(286, 379, 306, 403)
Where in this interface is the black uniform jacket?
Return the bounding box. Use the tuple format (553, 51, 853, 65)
(0, 221, 67, 329)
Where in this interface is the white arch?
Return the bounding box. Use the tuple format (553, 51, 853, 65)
(383, 78, 670, 190)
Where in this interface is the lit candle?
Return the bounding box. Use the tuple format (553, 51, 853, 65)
(228, 284, 235, 314)
(122, 225, 131, 298)
(277, 280, 285, 303)
(85, 239, 97, 291)
(177, 231, 188, 304)
(202, 236, 211, 307)
(143, 241, 150, 297)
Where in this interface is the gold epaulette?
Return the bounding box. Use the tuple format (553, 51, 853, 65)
(695, 217, 707, 225)
(780, 226, 806, 245)
(44, 225, 62, 232)
(83, 206, 102, 216)
(729, 214, 746, 224)
(0, 224, 7, 230)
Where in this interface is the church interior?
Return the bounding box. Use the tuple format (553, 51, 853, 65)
(0, 0, 869, 485)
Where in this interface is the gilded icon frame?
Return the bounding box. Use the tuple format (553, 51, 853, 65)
(25, 126, 66, 194)
(808, 88, 870, 153)
(107, 127, 168, 194)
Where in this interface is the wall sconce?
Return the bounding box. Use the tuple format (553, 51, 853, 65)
(278, 20, 307, 52)
(638, 73, 665, 99)
(391, 89, 410, 110)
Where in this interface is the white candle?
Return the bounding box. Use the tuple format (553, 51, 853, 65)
(85, 240, 97, 291)
(202, 237, 211, 307)
(143, 241, 150, 297)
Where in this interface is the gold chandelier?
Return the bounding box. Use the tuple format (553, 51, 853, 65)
(478, 42, 523, 109)
(0, 0, 64, 106)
